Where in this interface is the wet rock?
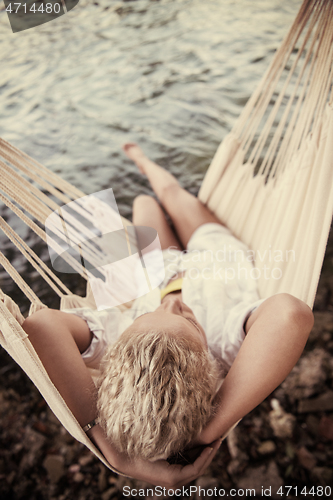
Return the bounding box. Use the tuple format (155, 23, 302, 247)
(269, 399, 295, 438)
(226, 427, 248, 460)
(257, 440, 276, 455)
(32, 420, 51, 436)
(252, 416, 263, 431)
(297, 446, 317, 470)
(19, 428, 47, 470)
(313, 286, 330, 310)
(237, 461, 283, 498)
(284, 441, 295, 459)
(227, 428, 239, 460)
(227, 458, 245, 476)
(313, 450, 326, 463)
(319, 415, 333, 440)
(22, 427, 46, 452)
(322, 331, 332, 343)
(78, 452, 94, 467)
(310, 311, 333, 340)
(311, 467, 333, 485)
(282, 349, 330, 401)
(72, 471, 85, 483)
(98, 464, 108, 491)
(298, 390, 333, 413)
(68, 464, 80, 474)
(194, 476, 219, 498)
(329, 356, 333, 375)
(58, 426, 75, 444)
(43, 454, 65, 483)
(305, 414, 320, 436)
(109, 474, 127, 490)
(101, 487, 117, 500)
(226, 427, 248, 475)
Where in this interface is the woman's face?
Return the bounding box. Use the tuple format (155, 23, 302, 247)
(132, 294, 208, 349)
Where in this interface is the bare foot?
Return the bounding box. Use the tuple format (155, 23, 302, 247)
(122, 143, 148, 174)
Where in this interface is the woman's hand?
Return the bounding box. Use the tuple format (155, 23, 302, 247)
(113, 438, 222, 487)
(89, 424, 222, 487)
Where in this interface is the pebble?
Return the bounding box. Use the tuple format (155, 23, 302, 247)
(195, 475, 219, 497)
(98, 464, 108, 491)
(298, 390, 333, 413)
(19, 428, 47, 470)
(312, 467, 333, 485)
(237, 461, 283, 498)
(227, 458, 244, 476)
(101, 487, 117, 500)
(43, 455, 65, 483)
(72, 471, 85, 483)
(226, 428, 239, 459)
(69, 464, 81, 474)
(32, 421, 50, 435)
(311, 311, 333, 336)
(305, 414, 320, 436)
(297, 446, 317, 470)
(257, 440, 276, 455)
(78, 453, 94, 467)
(284, 441, 295, 459)
(269, 399, 295, 438)
(282, 349, 329, 401)
(319, 415, 333, 440)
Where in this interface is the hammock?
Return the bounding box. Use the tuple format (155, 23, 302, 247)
(200, 0, 333, 307)
(1, 0, 333, 471)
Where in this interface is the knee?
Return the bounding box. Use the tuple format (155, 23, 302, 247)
(132, 194, 159, 220)
(273, 293, 314, 334)
(133, 194, 157, 210)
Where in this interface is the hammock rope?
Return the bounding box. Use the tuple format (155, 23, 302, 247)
(238, 0, 333, 177)
(0, 217, 69, 298)
(199, 0, 333, 307)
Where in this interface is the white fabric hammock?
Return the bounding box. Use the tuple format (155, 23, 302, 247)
(200, 0, 333, 307)
(0, 0, 332, 471)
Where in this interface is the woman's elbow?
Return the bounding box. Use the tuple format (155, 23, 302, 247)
(22, 309, 57, 338)
(276, 293, 314, 342)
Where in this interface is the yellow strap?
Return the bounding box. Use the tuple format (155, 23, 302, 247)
(160, 278, 183, 301)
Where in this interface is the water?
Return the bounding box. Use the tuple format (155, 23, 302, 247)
(0, 0, 307, 310)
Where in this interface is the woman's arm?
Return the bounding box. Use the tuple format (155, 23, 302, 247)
(23, 309, 97, 427)
(196, 293, 314, 445)
(22, 308, 220, 486)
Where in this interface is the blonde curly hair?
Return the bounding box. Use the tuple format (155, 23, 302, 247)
(97, 327, 219, 460)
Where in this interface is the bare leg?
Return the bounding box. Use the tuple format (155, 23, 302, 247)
(132, 194, 182, 251)
(123, 143, 222, 248)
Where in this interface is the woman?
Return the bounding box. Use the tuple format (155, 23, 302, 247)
(22, 143, 313, 487)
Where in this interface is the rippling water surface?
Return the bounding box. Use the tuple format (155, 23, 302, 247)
(0, 0, 303, 307)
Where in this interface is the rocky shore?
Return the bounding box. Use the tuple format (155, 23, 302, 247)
(1, 231, 332, 499)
